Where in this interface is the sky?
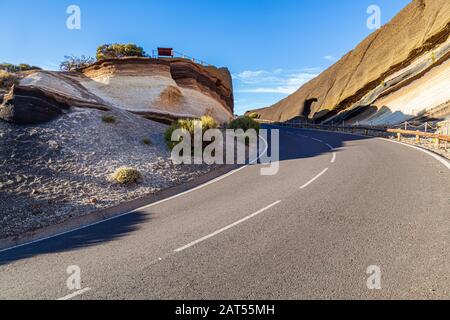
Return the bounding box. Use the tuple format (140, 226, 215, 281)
(0, 0, 411, 115)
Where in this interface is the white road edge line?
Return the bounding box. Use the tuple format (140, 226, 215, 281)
(0, 137, 269, 254)
(174, 200, 282, 253)
(323, 143, 336, 163)
(279, 124, 449, 171)
(287, 129, 336, 163)
(381, 138, 450, 171)
(331, 152, 337, 164)
(300, 168, 329, 189)
(57, 287, 91, 300)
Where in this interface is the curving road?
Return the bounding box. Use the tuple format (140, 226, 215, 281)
(0, 126, 449, 300)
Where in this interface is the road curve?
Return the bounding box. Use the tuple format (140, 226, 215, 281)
(0, 126, 449, 300)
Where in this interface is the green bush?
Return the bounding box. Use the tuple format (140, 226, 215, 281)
(112, 167, 141, 184)
(164, 116, 218, 150)
(0, 63, 41, 73)
(248, 112, 261, 119)
(102, 115, 117, 124)
(96, 43, 147, 61)
(200, 116, 218, 131)
(228, 116, 260, 133)
(0, 70, 18, 90)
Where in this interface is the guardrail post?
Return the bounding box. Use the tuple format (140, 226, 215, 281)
(397, 133, 401, 141)
(435, 138, 440, 149)
(415, 134, 420, 144)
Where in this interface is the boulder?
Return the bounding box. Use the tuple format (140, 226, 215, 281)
(0, 85, 71, 125)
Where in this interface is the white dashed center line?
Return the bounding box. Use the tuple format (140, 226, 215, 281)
(174, 200, 282, 253)
(300, 168, 329, 189)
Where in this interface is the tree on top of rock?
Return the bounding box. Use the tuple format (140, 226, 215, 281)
(59, 55, 95, 71)
(0, 63, 41, 73)
(96, 44, 147, 61)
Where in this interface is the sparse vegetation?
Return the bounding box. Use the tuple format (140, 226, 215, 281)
(142, 138, 152, 145)
(60, 55, 95, 71)
(164, 116, 218, 150)
(228, 116, 260, 133)
(112, 167, 141, 184)
(102, 115, 117, 124)
(431, 51, 437, 64)
(158, 86, 183, 105)
(0, 70, 19, 90)
(0, 63, 41, 73)
(248, 112, 261, 119)
(96, 43, 147, 61)
(200, 115, 218, 131)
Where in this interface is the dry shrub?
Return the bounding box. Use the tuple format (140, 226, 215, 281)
(164, 116, 218, 150)
(102, 115, 117, 124)
(0, 70, 18, 90)
(112, 167, 141, 184)
(158, 86, 183, 106)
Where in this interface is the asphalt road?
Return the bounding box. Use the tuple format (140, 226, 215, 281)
(0, 126, 449, 300)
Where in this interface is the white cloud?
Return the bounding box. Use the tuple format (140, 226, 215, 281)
(233, 68, 319, 95)
(323, 55, 338, 62)
(234, 70, 266, 79)
(237, 87, 297, 94)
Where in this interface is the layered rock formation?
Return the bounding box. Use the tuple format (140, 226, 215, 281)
(0, 57, 234, 125)
(249, 0, 450, 125)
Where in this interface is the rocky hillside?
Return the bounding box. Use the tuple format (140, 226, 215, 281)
(0, 57, 233, 240)
(249, 0, 450, 126)
(1, 57, 234, 125)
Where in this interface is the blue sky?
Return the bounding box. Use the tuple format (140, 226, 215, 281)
(0, 0, 411, 115)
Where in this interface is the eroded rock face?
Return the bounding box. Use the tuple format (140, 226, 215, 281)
(3, 57, 234, 126)
(0, 86, 71, 125)
(249, 0, 450, 124)
(78, 57, 234, 123)
(0, 82, 110, 125)
(169, 59, 234, 114)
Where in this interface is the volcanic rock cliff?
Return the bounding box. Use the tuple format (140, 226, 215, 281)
(0, 57, 234, 125)
(249, 0, 450, 125)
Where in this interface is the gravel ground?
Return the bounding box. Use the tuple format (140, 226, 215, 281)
(0, 107, 219, 239)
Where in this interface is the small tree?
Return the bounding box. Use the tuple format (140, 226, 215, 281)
(0, 63, 41, 73)
(59, 55, 95, 71)
(18, 64, 41, 71)
(96, 43, 146, 61)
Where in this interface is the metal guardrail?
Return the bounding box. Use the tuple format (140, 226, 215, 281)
(260, 120, 450, 149)
(387, 128, 450, 143)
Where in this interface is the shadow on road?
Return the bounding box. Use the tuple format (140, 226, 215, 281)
(0, 126, 375, 266)
(0, 211, 150, 266)
(263, 125, 374, 162)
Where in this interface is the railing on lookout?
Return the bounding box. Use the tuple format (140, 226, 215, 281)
(152, 48, 211, 66)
